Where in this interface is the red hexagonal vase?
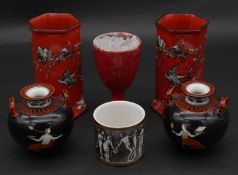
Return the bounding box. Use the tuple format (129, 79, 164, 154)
(29, 13, 87, 119)
(151, 14, 209, 116)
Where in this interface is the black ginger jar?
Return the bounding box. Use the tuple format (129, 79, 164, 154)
(8, 83, 74, 152)
(163, 80, 229, 150)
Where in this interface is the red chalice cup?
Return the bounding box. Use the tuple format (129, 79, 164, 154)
(93, 32, 142, 100)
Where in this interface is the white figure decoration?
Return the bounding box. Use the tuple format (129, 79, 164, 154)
(96, 127, 144, 162)
(171, 122, 206, 149)
(117, 133, 136, 161)
(96, 129, 105, 158)
(102, 136, 117, 161)
(138, 128, 144, 157)
(132, 131, 137, 152)
(27, 126, 63, 151)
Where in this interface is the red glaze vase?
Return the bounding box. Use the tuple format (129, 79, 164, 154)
(151, 14, 209, 116)
(29, 13, 87, 119)
(93, 32, 141, 100)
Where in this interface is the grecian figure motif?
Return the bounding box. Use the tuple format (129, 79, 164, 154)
(95, 126, 144, 164)
(93, 101, 145, 166)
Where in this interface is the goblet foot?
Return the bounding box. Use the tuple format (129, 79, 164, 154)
(111, 92, 125, 101)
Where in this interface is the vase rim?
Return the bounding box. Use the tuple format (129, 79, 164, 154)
(28, 13, 80, 33)
(20, 83, 55, 101)
(93, 100, 145, 130)
(181, 80, 215, 98)
(155, 14, 209, 34)
(93, 32, 142, 54)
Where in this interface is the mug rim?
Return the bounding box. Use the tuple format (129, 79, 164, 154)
(93, 101, 145, 130)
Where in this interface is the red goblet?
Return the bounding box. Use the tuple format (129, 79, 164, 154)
(93, 32, 142, 100)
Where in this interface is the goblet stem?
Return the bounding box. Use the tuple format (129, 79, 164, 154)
(111, 92, 125, 101)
